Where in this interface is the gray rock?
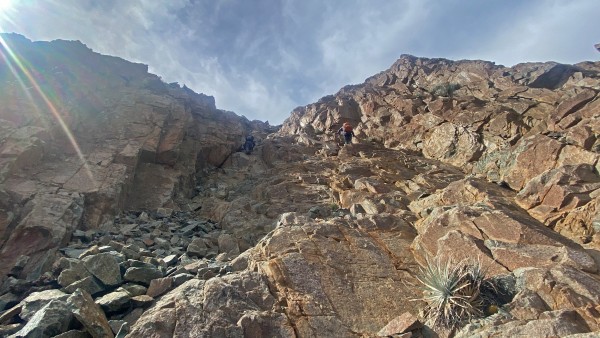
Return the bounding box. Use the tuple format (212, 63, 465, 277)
(172, 273, 195, 287)
(0, 292, 18, 311)
(187, 238, 208, 257)
(108, 320, 127, 335)
(19, 289, 69, 321)
(152, 249, 166, 256)
(217, 233, 240, 258)
(198, 223, 212, 233)
(123, 267, 163, 285)
(107, 241, 124, 252)
(11, 299, 72, 338)
(115, 322, 129, 338)
(0, 305, 21, 325)
(178, 253, 196, 265)
(197, 268, 218, 280)
(140, 256, 161, 267)
(179, 223, 197, 236)
(120, 246, 141, 260)
(131, 295, 153, 308)
(95, 290, 132, 313)
(169, 236, 181, 246)
(67, 289, 114, 338)
(118, 284, 147, 297)
(230, 251, 250, 272)
(166, 266, 186, 276)
(72, 229, 86, 238)
(58, 262, 91, 288)
(61, 247, 89, 259)
(82, 253, 123, 286)
(98, 235, 112, 246)
(123, 259, 156, 270)
(98, 246, 118, 254)
(154, 237, 170, 249)
(138, 212, 150, 222)
(162, 254, 178, 267)
(122, 308, 144, 327)
(119, 224, 139, 236)
(64, 276, 106, 296)
(156, 208, 173, 218)
(0, 324, 22, 336)
(78, 245, 101, 260)
(0, 277, 28, 295)
(53, 330, 92, 338)
(10, 255, 29, 276)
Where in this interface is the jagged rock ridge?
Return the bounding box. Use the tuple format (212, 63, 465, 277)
(0, 35, 599, 337)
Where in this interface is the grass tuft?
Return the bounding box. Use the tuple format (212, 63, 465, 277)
(416, 256, 492, 330)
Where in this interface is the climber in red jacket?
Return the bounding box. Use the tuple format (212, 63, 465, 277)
(337, 122, 356, 145)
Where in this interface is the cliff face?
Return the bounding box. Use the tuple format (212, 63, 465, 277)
(0, 34, 271, 284)
(281, 55, 600, 247)
(1, 35, 600, 338)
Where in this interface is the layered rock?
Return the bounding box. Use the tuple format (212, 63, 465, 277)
(280, 54, 600, 248)
(1, 34, 600, 337)
(0, 33, 273, 284)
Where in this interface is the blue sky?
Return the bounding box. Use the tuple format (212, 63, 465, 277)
(1, 0, 599, 124)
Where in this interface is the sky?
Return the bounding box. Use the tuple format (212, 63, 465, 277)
(0, 0, 599, 124)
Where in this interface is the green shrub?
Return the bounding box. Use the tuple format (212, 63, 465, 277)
(431, 83, 461, 97)
(416, 257, 494, 330)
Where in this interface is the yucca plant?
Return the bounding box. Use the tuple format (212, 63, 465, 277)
(416, 256, 489, 330)
(431, 82, 461, 97)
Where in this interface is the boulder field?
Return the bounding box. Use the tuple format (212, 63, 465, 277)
(1, 34, 600, 337)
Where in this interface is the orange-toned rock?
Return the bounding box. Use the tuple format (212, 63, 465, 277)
(503, 135, 564, 190)
(516, 164, 600, 227)
(377, 312, 422, 336)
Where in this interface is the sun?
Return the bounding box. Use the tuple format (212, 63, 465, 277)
(0, 0, 13, 13)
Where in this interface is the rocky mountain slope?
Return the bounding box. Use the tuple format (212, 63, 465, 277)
(1, 34, 599, 337)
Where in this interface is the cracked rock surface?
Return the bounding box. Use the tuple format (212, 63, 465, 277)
(1, 35, 600, 337)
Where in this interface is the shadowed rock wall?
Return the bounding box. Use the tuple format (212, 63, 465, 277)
(0, 34, 271, 284)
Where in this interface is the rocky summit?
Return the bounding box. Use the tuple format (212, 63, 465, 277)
(1, 34, 600, 338)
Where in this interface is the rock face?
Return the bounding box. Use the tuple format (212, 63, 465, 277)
(281, 54, 600, 247)
(1, 34, 600, 337)
(0, 33, 273, 284)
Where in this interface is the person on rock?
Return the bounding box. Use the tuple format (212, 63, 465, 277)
(337, 122, 356, 145)
(242, 135, 256, 154)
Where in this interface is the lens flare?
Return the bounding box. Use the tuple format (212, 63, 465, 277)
(0, 0, 14, 25)
(0, 35, 98, 189)
(0, 0, 12, 12)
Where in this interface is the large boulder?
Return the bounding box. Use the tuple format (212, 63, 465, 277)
(0, 193, 83, 283)
(67, 289, 114, 338)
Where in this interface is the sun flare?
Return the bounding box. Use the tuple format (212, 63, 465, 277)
(0, 0, 12, 12)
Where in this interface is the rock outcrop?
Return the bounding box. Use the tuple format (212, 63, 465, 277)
(1, 34, 600, 337)
(0, 33, 273, 285)
(281, 55, 600, 248)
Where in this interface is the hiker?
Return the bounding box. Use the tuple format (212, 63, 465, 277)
(337, 122, 355, 145)
(242, 135, 256, 154)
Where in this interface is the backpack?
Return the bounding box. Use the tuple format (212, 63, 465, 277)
(343, 123, 353, 133)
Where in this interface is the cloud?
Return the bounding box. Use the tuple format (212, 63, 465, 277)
(474, 0, 600, 66)
(1, 0, 599, 124)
